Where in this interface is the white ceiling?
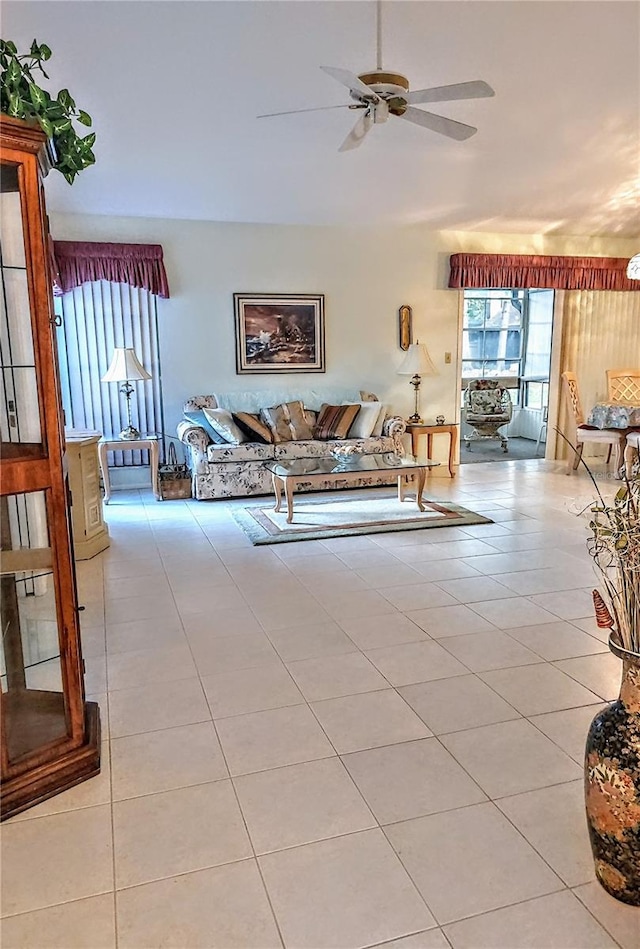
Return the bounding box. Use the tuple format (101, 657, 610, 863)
(4, 1, 639, 235)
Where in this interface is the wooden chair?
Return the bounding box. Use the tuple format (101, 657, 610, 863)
(606, 369, 640, 404)
(625, 431, 640, 479)
(561, 371, 627, 475)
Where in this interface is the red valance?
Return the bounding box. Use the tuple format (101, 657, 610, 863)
(448, 253, 638, 291)
(53, 241, 170, 298)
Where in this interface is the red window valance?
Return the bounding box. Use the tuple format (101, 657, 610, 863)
(53, 241, 170, 298)
(448, 253, 638, 291)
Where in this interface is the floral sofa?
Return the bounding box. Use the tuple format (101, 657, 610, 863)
(176, 388, 406, 500)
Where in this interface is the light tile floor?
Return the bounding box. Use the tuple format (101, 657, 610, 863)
(2, 460, 639, 948)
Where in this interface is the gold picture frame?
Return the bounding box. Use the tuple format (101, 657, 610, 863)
(399, 305, 412, 351)
(234, 293, 325, 373)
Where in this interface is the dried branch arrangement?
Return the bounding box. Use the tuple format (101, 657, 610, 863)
(588, 476, 640, 654)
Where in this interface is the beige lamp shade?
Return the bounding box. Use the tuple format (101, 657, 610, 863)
(101, 347, 151, 383)
(397, 342, 438, 376)
(626, 254, 640, 280)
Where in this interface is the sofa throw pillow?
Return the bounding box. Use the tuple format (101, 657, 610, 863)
(183, 410, 228, 444)
(342, 401, 384, 439)
(202, 407, 248, 445)
(260, 401, 314, 442)
(314, 403, 360, 440)
(232, 411, 273, 444)
(371, 404, 387, 437)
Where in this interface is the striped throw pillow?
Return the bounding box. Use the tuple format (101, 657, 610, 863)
(313, 403, 360, 440)
(232, 412, 274, 444)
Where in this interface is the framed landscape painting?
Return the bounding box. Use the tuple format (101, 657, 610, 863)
(234, 293, 325, 374)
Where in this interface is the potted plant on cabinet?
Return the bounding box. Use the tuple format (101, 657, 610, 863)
(0, 38, 95, 182)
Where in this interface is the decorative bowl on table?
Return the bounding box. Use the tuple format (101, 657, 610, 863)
(330, 445, 364, 463)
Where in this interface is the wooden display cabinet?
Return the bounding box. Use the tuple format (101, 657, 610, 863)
(0, 116, 100, 820)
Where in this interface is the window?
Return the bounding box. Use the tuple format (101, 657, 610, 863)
(462, 288, 554, 409)
(55, 281, 164, 465)
(462, 289, 524, 380)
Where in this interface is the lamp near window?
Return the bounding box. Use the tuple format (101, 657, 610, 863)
(101, 347, 151, 440)
(397, 341, 438, 424)
(627, 254, 640, 280)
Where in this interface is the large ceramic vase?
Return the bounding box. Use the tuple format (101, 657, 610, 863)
(584, 630, 640, 905)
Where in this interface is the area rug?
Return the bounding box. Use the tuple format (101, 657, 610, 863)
(233, 493, 493, 545)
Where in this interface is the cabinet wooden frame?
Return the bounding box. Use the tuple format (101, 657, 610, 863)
(0, 116, 100, 820)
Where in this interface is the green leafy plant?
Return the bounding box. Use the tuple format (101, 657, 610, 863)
(0, 38, 95, 183)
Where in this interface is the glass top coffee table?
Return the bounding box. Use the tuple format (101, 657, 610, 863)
(265, 454, 440, 524)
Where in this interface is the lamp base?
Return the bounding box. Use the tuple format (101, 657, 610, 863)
(407, 413, 423, 425)
(119, 425, 141, 440)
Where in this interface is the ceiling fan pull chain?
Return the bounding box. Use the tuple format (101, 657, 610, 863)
(376, 0, 383, 71)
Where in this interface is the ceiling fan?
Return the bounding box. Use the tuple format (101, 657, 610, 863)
(257, 1, 495, 151)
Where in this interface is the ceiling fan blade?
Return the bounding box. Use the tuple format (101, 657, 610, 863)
(257, 104, 354, 118)
(399, 106, 477, 141)
(320, 66, 379, 101)
(405, 80, 495, 105)
(338, 111, 373, 152)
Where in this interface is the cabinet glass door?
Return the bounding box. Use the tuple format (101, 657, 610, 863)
(1, 155, 73, 771)
(0, 162, 44, 458)
(1, 489, 70, 764)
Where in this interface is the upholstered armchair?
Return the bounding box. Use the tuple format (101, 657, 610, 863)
(463, 380, 513, 453)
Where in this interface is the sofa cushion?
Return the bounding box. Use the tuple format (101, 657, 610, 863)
(260, 400, 314, 442)
(273, 439, 336, 460)
(232, 411, 273, 444)
(343, 401, 384, 439)
(183, 410, 228, 444)
(203, 408, 248, 445)
(314, 403, 360, 440)
(207, 443, 275, 463)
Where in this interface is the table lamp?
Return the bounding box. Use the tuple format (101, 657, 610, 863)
(101, 347, 151, 440)
(397, 341, 438, 424)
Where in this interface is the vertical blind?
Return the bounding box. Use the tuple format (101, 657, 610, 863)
(55, 281, 164, 466)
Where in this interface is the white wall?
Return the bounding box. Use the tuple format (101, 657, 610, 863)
(50, 211, 638, 465)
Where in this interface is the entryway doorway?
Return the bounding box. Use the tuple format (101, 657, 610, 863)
(459, 288, 555, 464)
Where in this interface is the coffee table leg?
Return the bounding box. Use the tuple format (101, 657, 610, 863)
(272, 474, 283, 512)
(398, 474, 409, 503)
(416, 467, 426, 512)
(285, 479, 295, 523)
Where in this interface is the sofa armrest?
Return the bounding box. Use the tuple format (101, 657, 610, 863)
(177, 420, 209, 475)
(382, 415, 406, 438)
(382, 415, 407, 456)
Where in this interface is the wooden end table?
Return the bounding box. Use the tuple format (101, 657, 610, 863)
(406, 422, 458, 477)
(98, 435, 160, 503)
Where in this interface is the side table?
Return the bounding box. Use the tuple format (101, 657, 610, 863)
(406, 422, 458, 477)
(64, 430, 111, 559)
(98, 435, 160, 503)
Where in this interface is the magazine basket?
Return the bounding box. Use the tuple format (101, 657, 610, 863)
(158, 442, 192, 500)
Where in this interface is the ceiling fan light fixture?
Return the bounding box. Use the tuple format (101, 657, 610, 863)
(262, 0, 494, 150)
(626, 254, 640, 280)
(357, 70, 410, 96)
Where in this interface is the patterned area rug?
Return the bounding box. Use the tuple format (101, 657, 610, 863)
(233, 492, 492, 545)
